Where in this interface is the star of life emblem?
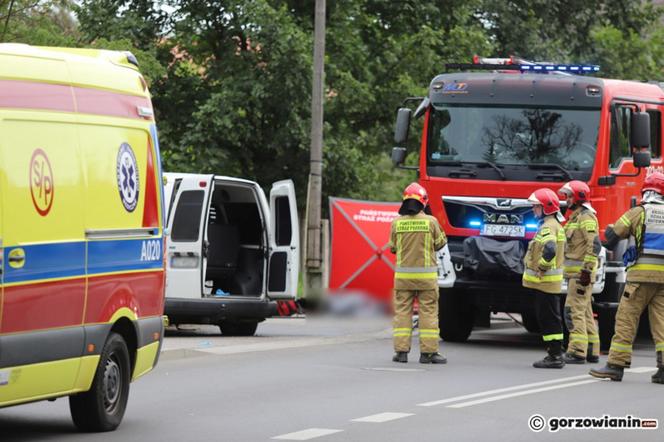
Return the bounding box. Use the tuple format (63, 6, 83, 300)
(116, 143, 139, 212)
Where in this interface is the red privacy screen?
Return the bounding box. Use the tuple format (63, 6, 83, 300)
(329, 198, 400, 304)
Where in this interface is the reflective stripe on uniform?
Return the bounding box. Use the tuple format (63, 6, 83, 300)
(396, 234, 403, 267)
(524, 268, 564, 283)
(564, 259, 583, 273)
(619, 214, 631, 227)
(584, 255, 597, 263)
(656, 342, 664, 352)
(557, 229, 566, 241)
(581, 220, 597, 231)
(588, 334, 600, 344)
(393, 327, 412, 337)
(610, 342, 632, 353)
(395, 266, 438, 273)
(395, 219, 430, 233)
(543, 333, 564, 342)
(424, 231, 431, 267)
(395, 272, 438, 280)
(569, 333, 588, 344)
(629, 263, 664, 272)
(419, 328, 440, 338)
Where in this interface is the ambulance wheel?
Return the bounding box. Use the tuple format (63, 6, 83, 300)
(439, 289, 473, 342)
(219, 321, 258, 336)
(69, 332, 131, 432)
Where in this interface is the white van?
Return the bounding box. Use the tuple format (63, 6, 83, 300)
(163, 173, 299, 335)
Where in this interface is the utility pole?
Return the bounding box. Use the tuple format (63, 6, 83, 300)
(304, 0, 326, 300)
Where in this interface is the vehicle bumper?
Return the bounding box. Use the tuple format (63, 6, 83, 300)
(165, 297, 277, 325)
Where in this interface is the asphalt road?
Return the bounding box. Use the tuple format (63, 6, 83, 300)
(1, 315, 662, 442)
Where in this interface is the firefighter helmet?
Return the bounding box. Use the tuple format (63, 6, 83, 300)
(642, 172, 664, 195)
(558, 180, 590, 204)
(403, 182, 429, 205)
(528, 188, 561, 215)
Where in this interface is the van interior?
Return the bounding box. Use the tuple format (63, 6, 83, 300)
(204, 181, 265, 297)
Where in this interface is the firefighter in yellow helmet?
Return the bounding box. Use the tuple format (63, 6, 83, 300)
(558, 180, 602, 364)
(389, 183, 447, 364)
(590, 172, 664, 383)
(523, 188, 567, 368)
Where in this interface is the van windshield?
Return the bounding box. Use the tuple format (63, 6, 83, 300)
(427, 104, 600, 181)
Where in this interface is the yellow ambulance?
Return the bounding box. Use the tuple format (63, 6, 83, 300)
(0, 44, 166, 431)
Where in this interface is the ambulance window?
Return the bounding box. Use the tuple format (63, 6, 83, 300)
(171, 190, 205, 242)
(647, 110, 661, 159)
(275, 196, 292, 246)
(609, 105, 632, 169)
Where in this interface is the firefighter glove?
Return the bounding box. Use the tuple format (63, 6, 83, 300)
(579, 269, 591, 287)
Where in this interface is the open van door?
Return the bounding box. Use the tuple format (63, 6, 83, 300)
(165, 173, 212, 299)
(267, 180, 299, 299)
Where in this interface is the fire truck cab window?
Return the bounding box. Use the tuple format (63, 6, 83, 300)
(648, 109, 661, 159)
(427, 105, 600, 177)
(609, 105, 633, 169)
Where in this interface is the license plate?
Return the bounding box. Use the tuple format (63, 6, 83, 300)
(481, 224, 526, 237)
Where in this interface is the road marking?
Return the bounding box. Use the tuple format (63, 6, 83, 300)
(626, 366, 657, 374)
(417, 374, 594, 407)
(352, 412, 414, 423)
(362, 367, 425, 372)
(272, 428, 343, 440)
(447, 379, 600, 408)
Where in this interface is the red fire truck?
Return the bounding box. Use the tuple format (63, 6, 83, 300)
(392, 56, 661, 349)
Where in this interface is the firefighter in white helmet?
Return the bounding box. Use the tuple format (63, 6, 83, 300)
(389, 183, 447, 364)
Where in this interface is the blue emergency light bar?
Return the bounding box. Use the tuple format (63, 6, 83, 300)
(519, 64, 600, 73)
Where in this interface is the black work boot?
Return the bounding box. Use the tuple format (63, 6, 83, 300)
(420, 353, 447, 364)
(652, 367, 664, 384)
(533, 354, 565, 368)
(563, 352, 586, 364)
(587, 344, 599, 363)
(589, 363, 624, 381)
(392, 352, 408, 363)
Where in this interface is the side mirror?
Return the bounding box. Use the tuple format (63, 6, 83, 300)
(631, 112, 650, 149)
(394, 108, 412, 146)
(633, 150, 651, 168)
(392, 147, 406, 166)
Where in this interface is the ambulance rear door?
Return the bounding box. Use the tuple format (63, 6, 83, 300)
(165, 173, 213, 299)
(267, 180, 299, 300)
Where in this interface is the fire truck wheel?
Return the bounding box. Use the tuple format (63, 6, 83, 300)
(439, 289, 474, 342)
(219, 321, 258, 336)
(69, 332, 131, 432)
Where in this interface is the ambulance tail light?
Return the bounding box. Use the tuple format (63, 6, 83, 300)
(199, 181, 207, 188)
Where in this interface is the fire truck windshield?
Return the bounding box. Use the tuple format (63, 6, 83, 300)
(427, 104, 600, 181)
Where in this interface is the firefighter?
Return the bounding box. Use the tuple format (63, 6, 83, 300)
(389, 182, 447, 364)
(558, 181, 602, 364)
(523, 188, 567, 368)
(590, 172, 664, 383)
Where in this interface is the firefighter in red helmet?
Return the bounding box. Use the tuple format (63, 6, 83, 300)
(523, 188, 567, 368)
(591, 172, 664, 383)
(389, 183, 447, 364)
(558, 180, 602, 364)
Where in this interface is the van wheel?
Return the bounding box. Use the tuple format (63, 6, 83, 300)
(219, 321, 258, 336)
(69, 332, 131, 432)
(439, 289, 474, 342)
